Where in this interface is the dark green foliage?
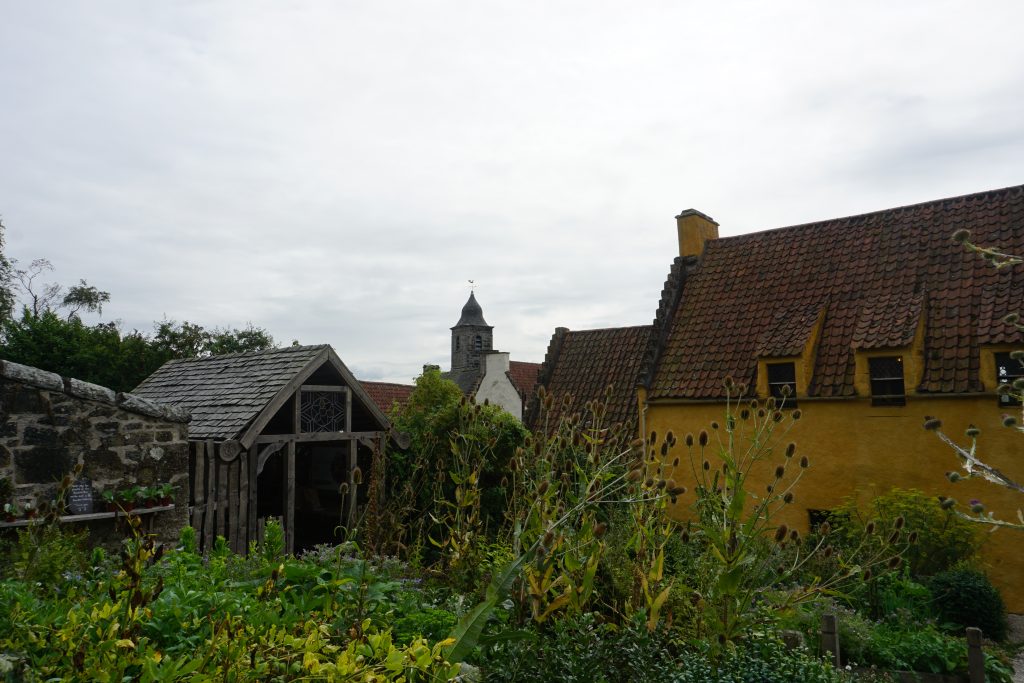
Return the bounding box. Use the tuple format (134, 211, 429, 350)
(0, 310, 275, 392)
(387, 368, 528, 542)
(477, 613, 851, 683)
(393, 608, 457, 645)
(929, 567, 1008, 641)
(0, 219, 14, 322)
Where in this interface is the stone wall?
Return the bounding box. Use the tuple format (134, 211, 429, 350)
(0, 360, 190, 547)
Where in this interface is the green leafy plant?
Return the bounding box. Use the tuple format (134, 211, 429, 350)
(928, 566, 1008, 641)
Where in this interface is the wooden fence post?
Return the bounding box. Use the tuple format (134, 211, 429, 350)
(966, 627, 984, 683)
(821, 613, 840, 668)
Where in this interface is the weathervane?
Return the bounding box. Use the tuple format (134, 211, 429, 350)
(468, 279, 476, 292)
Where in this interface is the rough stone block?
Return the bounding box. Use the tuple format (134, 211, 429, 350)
(14, 447, 75, 484)
(22, 425, 60, 448)
(0, 361, 62, 392)
(0, 420, 18, 438)
(155, 430, 174, 443)
(4, 385, 51, 413)
(64, 377, 116, 405)
(83, 449, 127, 483)
(0, 444, 9, 468)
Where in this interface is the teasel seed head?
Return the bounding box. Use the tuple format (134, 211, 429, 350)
(1002, 414, 1018, 428)
(791, 409, 801, 420)
(923, 418, 942, 431)
(537, 480, 550, 495)
(799, 456, 809, 469)
(952, 228, 971, 243)
(946, 471, 961, 483)
(940, 497, 957, 510)
(865, 521, 876, 535)
(702, 460, 710, 471)
(685, 433, 694, 447)
(908, 531, 919, 545)
(626, 468, 643, 482)
(698, 431, 708, 447)
(352, 467, 363, 485)
(774, 524, 788, 542)
(594, 522, 607, 538)
(888, 531, 900, 545)
(775, 465, 786, 479)
(888, 556, 902, 569)
(965, 425, 981, 438)
(783, 492, 794, 504)
(785, 443, 796, 458)
(893, 515, 905, 529)
(711, 421, 719, 430)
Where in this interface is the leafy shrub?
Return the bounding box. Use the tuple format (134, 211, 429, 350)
(393, 607, 458, 645)
(780, 601, 875, 666)
(830, 488, 981, 578)
(477, 613, 852, 683)
(928, 567, 1007, 641)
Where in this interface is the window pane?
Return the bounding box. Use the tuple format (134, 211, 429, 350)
(766, 362, 797, 407)
(995, 352, 1023, 407)
(869, 356, 905, 406)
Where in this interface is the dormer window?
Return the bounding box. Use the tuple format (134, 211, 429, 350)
(869, 356, 905, 406)
(766, 362, 797, 408)
(996, 352, 1023, 407)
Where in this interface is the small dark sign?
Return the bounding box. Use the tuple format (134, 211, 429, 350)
(68, 477, 93, 515)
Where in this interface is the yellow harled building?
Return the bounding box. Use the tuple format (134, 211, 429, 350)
(636, 185, 1024, 610)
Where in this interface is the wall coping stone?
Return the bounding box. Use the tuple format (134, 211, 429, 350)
(64, 377, 117, 405)
(1, 359, 63, 392)
(1, 358, 190, 424)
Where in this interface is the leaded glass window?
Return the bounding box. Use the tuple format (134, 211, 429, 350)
(300, 390, 347, 433)
(869, 356, 905, 406)
(996, 352, 1023, 407)
(766, 362, 797, 408)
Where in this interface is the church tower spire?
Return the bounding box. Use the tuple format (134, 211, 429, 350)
(451, 291, 494, 380)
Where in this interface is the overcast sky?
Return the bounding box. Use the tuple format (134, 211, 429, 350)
(1, 2, 1022, 384)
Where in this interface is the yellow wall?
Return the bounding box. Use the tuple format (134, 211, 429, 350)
(641, 395, 1024, 612)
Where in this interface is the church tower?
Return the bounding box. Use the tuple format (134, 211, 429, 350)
(451, 291, 493, 382)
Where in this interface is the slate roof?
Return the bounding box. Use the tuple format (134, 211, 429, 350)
(529, 325, 651, 431)
(360, 381, 415, 414)
(646, 184, 1024, 399)
(133, 345, 328, 440)
(453, 292, 491, 328)
(508, 361, 541, 400)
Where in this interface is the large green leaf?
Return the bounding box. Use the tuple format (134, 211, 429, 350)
(444, 547, 533, 663)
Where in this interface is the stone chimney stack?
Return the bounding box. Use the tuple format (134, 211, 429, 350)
(675, 209, 719, 258)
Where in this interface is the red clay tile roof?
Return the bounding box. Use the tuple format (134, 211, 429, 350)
(529, 325, 652, 431)
(507, 361, 541, 401)
(647, 184, 1024, 399)
(360, 381, 415, 414)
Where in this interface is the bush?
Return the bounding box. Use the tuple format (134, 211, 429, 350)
(477, 613, 853, 683)
(830, 488, 982, 578)
(928, 567, 1008, 641)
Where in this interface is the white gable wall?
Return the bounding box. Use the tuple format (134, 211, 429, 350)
(475, 351, 522, 420)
